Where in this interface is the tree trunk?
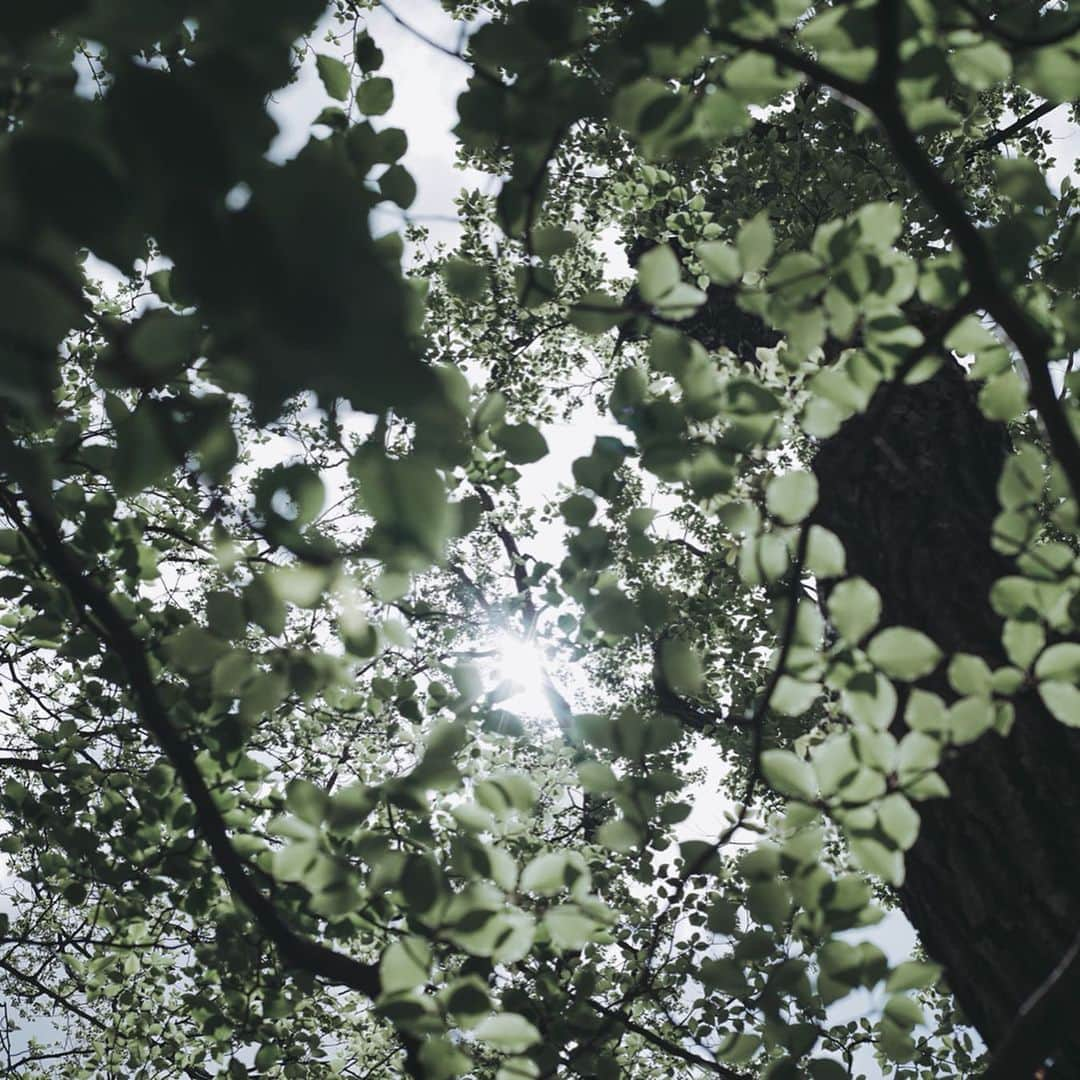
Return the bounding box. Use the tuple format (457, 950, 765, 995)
(812, 361, 1080, 1069)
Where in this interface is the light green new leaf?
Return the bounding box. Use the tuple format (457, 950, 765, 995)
(519, 852, 569, 896)
(947, 653, 993, 697)
(638, 245, 681, 304)
(697, 240, 741, 284)
(827, 577, 882, 643)
(947, 696, 995, 744)
(380, 938, 431, 994)
(737, 212, 774, 273)
(771, 675, 820, 717)
(544, 905, 597, 950)
(884, 994, 925, 1030)
(766, 470, 818, 524)
(886, 960, 942, 993)
(854, 202, 902, 250)
(806, 525, 846, 578)
(1034, 642, 1080, 682)
(659, 638, 704, 696)
(577, 760, 617, 794)
(978, 370, 1027, 422)
(867, 627, 941, 680)
(897, 730, 942, 780)
(949, 41, 1011, 89)
(877, 793, 920, 851)
(596, 818, 640, 852)
(473, 1014, 542, 1054)
(849, 836, 904, 885)
(1039, 681, 1080, 727)
(761, 749, 817, 801)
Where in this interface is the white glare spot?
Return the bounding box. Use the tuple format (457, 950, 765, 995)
(225, 182, 252, 212)
(492, 632, 548, 716)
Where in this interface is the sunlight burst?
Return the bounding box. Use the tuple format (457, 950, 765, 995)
(491, 632, 549, 717)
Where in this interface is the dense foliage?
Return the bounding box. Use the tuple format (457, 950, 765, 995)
(0, 0, 1079, 1076)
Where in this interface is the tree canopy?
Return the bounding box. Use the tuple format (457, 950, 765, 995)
(1, 0, 1079, 1077)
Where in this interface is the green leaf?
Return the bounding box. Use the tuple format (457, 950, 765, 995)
(904, 689, 948, 734)
(654, 281, 706, 319)
(761, 749, 817, 801)
(725, 52, 800, 104)
(806, 525, 846, 578)
(907, 100, 961, 134)
(163, 625, 229, 673)
(771, 675, 820, 717)
(1039, 681, 1080, 727)
(659, 638, 704, 696)
(473, 1014, 542, 1054)
(827, 577, 882, 644)
(978, 370, 1027, 422)
(560, 493, 596, 527)
(492, 423, 548, 464)
(947, 653, 993, 697)
(569, 291, 627, 334)
(380, 938, 431, 994)
(544, 905, 597, 950)
(697, 240, 741, 284)
(356, 77, 394, 115)
(886, 960, 942, 993)
(737, 212, 774, 273)
(812, 734, 858, 796)
(747, 880, 792, 927)
(286, 778, 328, 825)
(898, 730, 942, 779)
(765, 470, 818, 524)
(497, 1058, 541, 1080)
(854, 202, 903, 250)
(1026, 44, 1080, 103)
(638, 245, 681, 304)
(867, 627, 941, 680)
(354, 29, 384, 72)
(947, 696, 995, 744)
(950, 40, 1011, 89)
(1034, 642, 1080, 682)
(590, 587, 643, 636)
(877, 793, 919, 851)
(315, 54, 351, 101)
(444, 259, 488, 299)
(419, 1039, 473, 1080)
(596, 818, 640, 852)
(849, 836, 904, 885)
(531, 227, 576, 259)
(577, 761, 616, 795)
(884, 994, 925, 1029)
(520, 852, 571, 896)
(380, 164, 417, 209)
(206, 592, 246, 640)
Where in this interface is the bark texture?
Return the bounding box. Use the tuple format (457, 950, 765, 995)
(813, 361, 1080, 1069)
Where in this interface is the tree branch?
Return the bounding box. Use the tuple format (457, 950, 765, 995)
(972, 99, 1061, 157)
(983, 926, 1080, 1079)
(0, 453, 381, 1003)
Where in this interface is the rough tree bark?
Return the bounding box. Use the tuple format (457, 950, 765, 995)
(813, 361, 1080, 1072)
